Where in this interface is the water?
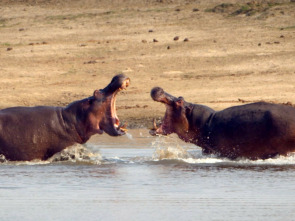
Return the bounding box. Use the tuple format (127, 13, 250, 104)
(1, 129, 295, 221)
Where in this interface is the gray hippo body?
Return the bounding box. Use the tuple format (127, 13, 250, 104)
(150, 87, 295, 160)
(0, 74, 130, 161)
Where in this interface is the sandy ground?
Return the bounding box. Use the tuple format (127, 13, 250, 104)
(1, 0, 295, 128)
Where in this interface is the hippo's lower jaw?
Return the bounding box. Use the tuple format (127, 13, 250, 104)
(149, 119, 168, 136)
(149, 129, 167, 136)
(149, 126, 164, 136)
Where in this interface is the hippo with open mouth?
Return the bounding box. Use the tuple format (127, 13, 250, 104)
(150, 87, 295, 160)
(0, 74, 130, 161)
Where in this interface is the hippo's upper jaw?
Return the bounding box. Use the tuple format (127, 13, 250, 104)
(112, 76, 130, 135)
(98, 74, 130, 136)
(151, 87, 175, 105)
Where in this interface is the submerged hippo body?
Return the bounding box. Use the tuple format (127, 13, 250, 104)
(150, 87, 295, 160)
(0, 74, 130, 161)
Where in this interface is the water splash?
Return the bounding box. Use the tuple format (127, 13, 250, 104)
(181, 152, 295, 166)
(0, 145, 102, 165)
(49, 144, 102, 164)
(152, 135, 190, 160)
(149, 135, 295, 166)
(126, 132, 133, 140)
(235, 153, 295, 165)
(0, 154, 7, 163)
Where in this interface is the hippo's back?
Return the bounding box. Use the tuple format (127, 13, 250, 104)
(213, 102, 295, 127)
(207, 102, 295, 159)
(0, 106, 63, 134)
(0, 106, 69, 161)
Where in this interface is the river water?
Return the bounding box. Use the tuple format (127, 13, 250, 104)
(1, 129, 295, 221)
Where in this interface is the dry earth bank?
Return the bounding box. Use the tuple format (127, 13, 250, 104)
(1, 0, 295, 128)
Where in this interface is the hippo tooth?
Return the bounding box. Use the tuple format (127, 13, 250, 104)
(120, 127, 128, 132)
(118, 122, 128, 132)
(152, 118, 158, 130)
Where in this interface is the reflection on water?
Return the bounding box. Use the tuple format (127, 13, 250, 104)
(1, 129, 295, 221)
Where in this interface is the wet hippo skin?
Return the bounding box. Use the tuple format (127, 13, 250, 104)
(150, 87, 295, 160)
(0, 74, 130, 161)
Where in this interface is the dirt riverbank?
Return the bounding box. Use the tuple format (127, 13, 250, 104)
(1, 0, 295, 128)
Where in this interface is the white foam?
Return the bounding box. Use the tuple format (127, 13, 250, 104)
(235, 154, 295, 165)
(183, 157, 224, 164)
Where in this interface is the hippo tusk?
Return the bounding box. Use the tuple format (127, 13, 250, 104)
(117, 122, 128, 132)
(150, 118, 160, 131)
(153, 118, 158, 130)
(149, 118, 163, 136)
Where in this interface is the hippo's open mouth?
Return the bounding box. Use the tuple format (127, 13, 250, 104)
(149, 87, 175, 136)
(111, 78, 130, 134)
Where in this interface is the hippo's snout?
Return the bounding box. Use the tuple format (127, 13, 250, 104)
(151, 87, 164, 101)
(150, 87, 175, 105)
(102, 74, 130, 95)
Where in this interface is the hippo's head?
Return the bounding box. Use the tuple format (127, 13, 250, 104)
(149, 87, 193, 142)
(64, 74, 130, 142)
(95, 74, 130, 136)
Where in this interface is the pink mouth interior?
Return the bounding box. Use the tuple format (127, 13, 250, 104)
(112, 94, 120, 128)
(111, 78, 130, 130)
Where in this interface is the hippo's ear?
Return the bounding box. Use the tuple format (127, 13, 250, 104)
(93, 90, 103, 99)
(175, 97, 185, 107)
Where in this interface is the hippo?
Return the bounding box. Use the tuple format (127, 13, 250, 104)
(150, 87, 295, 160)
(0, 74, 130, 161)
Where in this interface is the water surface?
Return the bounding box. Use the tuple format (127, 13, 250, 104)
(1, 130, 295, 221)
